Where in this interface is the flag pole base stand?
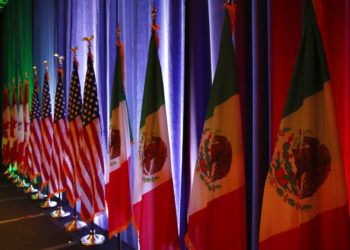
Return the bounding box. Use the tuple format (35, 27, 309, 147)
(16, 180, 29, 188)
(7, 172, 15, 179)
(40, 199, 57, 208)
(24, 185, 38, 194)
(50, 206, 70, 219)
(12, 176, 21, 184)
(65, 217, 87, 232)
(81, 230, 105, 246)
(31, 191, 46, 200)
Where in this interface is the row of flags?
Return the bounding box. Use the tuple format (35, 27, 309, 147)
(1, 1, 350, 249)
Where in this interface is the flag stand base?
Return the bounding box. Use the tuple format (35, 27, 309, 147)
(65, 216, 87, 232)
(7, 172, 15, 179)
(24, 185, 38, 194)
(40, 198, 57, 208)
(16, 180, 29, 188)
(31, 191, 46, 200)
(12, 176, 20, 184)
(81, 229, 105, 246)
(50, 206, 70, 218)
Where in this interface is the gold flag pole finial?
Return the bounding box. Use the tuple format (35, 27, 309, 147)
(33, 66, 37, 76)
(82, 35, 94, 52)
(116, 24, 121, 40)
(12, 78, 16, 89)
(152, 4, 157, 25)
(54, 53, 65, 66)
(43, 60, 49, 71)
(70, 47, 78, 60)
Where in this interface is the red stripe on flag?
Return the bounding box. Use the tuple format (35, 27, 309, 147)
(49, 119, 68, 196)
(41, 118, 53, 186)
(260, 205, 350, 250)
(66, 117, 83, 206)
(186, 186, 247, 250)
(106, 159, 132, 237)
(79, 119, 105, 222)
(83, 121, 105, 211)
(133, 180, 180, 249)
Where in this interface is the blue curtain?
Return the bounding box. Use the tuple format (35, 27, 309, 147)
(32, 0, 270, 249)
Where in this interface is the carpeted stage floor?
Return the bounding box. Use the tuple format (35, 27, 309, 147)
(0, 173, 134, 250)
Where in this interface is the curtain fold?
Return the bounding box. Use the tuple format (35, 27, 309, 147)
(0, 0, 33, 100)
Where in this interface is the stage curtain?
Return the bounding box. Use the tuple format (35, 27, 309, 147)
(0, 0, 33, 103)
(0, 0, 33, 166)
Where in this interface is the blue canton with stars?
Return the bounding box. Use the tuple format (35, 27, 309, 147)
(82, 54, 100, 127)
(30, 80, 41, 122)
(54, 69, 66, 122)
(42, 72, 52, 119)
(68, 60, 82, 122)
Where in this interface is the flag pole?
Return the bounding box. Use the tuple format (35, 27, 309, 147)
(115, 24, 123, 250)
(50, 54, 70, 218)
(17, 74, 30, 189)
(65, 46, 87, 232)
(12, 81, 22, 185)
(13, 76, 24, 186)
(3, 84, 10, 176)
(22, 72, 31, 189)
(80, 36, 105, 246)
(7, 79, 18, 180)
(39, 60, 57, 209)
(25, 66, 40, 195)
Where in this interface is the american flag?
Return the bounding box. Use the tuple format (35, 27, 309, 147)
(65, 58, 83, 207)
(40, 70, 53, 187)
(29, 73, 42, 181)
(49, 67, 69, 197)
(79, 52, 105, 222)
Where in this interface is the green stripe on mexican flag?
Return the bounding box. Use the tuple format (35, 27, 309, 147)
(259, 1, 350, 249)
(186, 4, 247, 250)
(132, 25, 179, 249)
(106, 36, 133, 238)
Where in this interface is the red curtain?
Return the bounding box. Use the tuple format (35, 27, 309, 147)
(271, 0, 350, 214)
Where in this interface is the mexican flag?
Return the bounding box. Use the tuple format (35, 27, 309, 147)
(259, 1, 350, 249)
(186, 4, 246, 249)
(132, 25, 180, 248)
(106, 35, 133, 238)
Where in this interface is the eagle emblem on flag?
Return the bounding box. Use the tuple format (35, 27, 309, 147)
(109, 128, 121, 159)
(139, 133, 167, 183)
(268, 128, 331, 212)
(196, 128, 233, 192)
